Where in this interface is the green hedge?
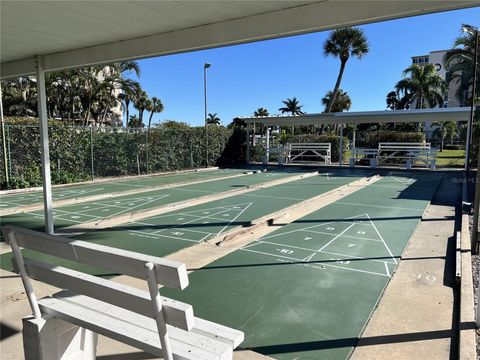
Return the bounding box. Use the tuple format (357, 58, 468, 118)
(356, 131, 425, 149)
(0, 118, 244, 189)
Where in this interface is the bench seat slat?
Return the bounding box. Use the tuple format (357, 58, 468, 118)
(24, 259, 195, 330)
(3, 225, 188, 289)
(54, 292, 244, 349)
(38, 296, 232, 360)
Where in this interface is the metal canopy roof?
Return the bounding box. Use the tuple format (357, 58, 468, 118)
(2, 0, 479, 78)
(239, 107, 471, 126)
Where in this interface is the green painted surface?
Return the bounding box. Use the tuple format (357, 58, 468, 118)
(0, 169, 367, 272)
(0, 168, 244, 210)
(71, 169, 367, 257)
(161, 172, 443, 360)
(0, 168, 306, 233)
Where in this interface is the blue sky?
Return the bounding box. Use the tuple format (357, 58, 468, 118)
(130, 7, 479, 127)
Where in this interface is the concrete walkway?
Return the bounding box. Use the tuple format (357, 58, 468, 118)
(351, 174, 460, 360)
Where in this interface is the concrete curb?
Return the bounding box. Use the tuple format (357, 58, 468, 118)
(0, 166, 220, 195)
(459, 176, 476, 359)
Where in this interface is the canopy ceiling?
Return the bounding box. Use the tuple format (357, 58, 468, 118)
(239, 107, 471, 126)
(2, 0, 479, 78)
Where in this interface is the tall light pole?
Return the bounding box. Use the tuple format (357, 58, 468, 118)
(463, 25, 480, 251)
(464, 24, 478, 173)
(204, 63, 211, 167)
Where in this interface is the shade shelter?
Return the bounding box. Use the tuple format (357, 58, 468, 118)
(0, 0, 478, 234)
(239, 107, 471, 164)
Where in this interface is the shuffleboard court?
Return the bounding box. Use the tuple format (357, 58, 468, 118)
(71, 169, 368, 257)
(0, 169, 368, 273)
(0, 168, 306, 233)
(160, 172, 443, 360)
(0, 168, 245, 210)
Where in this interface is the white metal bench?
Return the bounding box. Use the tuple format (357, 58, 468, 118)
(349, 148, 378, 168)
(3, 226, 243, 360)
(377, 142, 436, 170)
(286, 143, 331, 164)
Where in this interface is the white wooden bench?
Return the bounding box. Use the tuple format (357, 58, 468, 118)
(349, 148, 378, 168)
(377, 142, 436, 170)
(3, 226, 243, 360)
(286, 143, 331, 164)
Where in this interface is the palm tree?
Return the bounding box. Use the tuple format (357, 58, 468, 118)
(253, 108, 269, 140)
(432, 121, 458, 151)
(395, 64, 447, 110)
(254, 108, 269, 117)
(134, 90, 149, 127)
(118, 81, 140, 130)
(321, 89, 351, 112)
(386, 90, 412, 111)
(279, 97, 304, 135)
(145, 97, 164, 130)
(128, 114, 142, 128)
(206, 113, 221, 125)
(444, 24, 479, 107)
(323, 27, 369, 113)
(279, 97, 304, 116)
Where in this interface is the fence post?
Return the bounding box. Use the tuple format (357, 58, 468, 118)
(137, 154, 140, 175)
(6, 124, 12, 179)
(0, 86, 9, 186)
(145, 130, 149, 174)
(190, 138, 194, 168)
(90, 127, 94, 180)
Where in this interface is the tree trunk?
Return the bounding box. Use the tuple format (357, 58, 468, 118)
(327, 60, 347, 113)
(125, 106, 130, 130)
(148, 111, 154, 130)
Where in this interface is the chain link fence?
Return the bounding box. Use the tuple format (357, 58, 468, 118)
(0, 124, 238, 189)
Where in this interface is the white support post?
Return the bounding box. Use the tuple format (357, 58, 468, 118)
(339, 124, 343, 167)
(36, 56, 54, 235)
(266, 126, 270, 164)
(145, 263, 173, 360)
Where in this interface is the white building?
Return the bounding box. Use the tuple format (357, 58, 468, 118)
(411, 50, 467, 139)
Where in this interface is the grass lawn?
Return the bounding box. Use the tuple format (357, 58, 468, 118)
(436, 149, 465, 167)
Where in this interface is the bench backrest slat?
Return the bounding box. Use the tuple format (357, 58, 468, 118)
(288, 143, 331, 150)
(24, 258, 195, 331)
(3, 226, 188, 290)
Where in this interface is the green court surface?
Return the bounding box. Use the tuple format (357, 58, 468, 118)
(0, 168, 306, 233)
(0, 169, 367, 272)
(71, 169, 367, 258)
(160, 173, 443, 360)
(0, 168, 245, 210)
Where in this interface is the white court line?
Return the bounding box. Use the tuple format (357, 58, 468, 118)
(320, 250, 396, 265)
(384, 262, 390, 276)
(260, 221, 337, 241)
(180, 213, 238, 222)
(216, 202, 253, 235)
(301, 229, 382, 242)
(101, 194, 170, 220)
(171, 187, 216, 194)
(366, 214, 397, 264)
(253, 239, 396, 266)
(317, 223, 355, 252)
(242, 193, 305, 201)
(335, 202, 424, 211)
(240, 247, 389, 277)
(128, 230, 200, 243)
